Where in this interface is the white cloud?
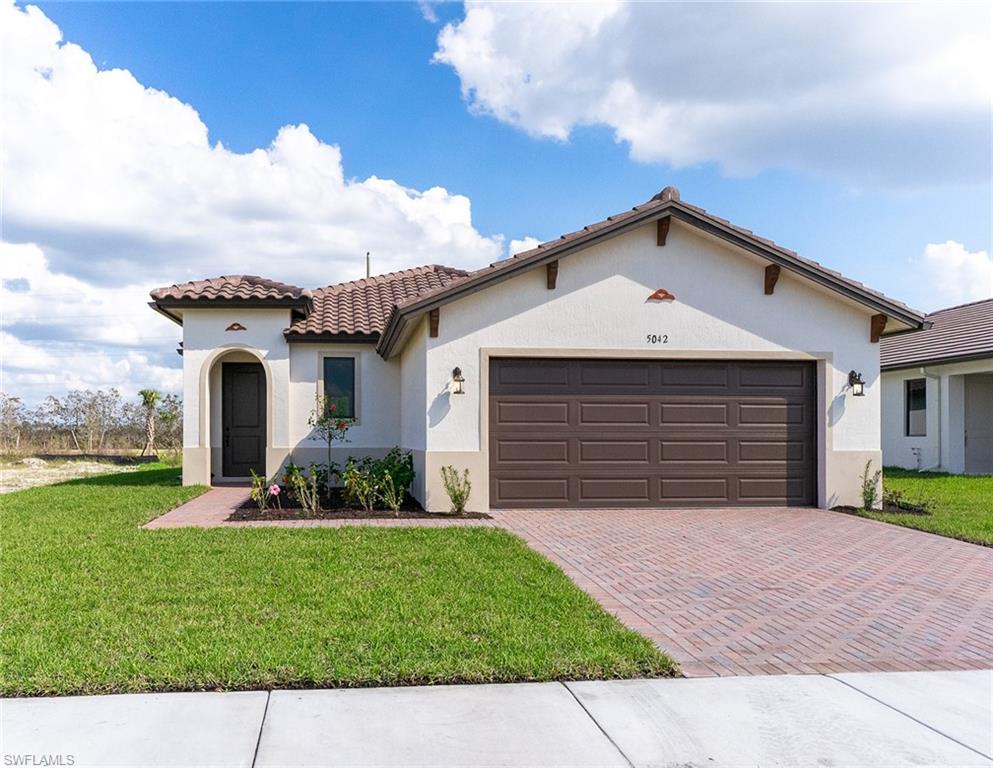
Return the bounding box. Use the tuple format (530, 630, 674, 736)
(0, 1, 505, 402)
(919, 241, 993, 310)
(434, 2, 993, 187)
(508, 236, 541, 256)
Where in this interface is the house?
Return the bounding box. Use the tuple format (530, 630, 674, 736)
(881, 299, 993, 475)
(150, 187, 927, 511)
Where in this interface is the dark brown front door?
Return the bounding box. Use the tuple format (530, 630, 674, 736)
(222, 362, 266, 478)
(489, 358, 816, 508)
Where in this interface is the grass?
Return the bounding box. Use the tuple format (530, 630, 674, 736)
(857, 468, 993, 546)
(0, 465, 675, 696)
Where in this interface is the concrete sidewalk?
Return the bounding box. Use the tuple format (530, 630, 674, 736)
(2, 670, 990, 767)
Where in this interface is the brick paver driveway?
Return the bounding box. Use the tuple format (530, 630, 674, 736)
(492, 508, 993, 677)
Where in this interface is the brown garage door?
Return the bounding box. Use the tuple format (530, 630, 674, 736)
(489, 358, 816, 508)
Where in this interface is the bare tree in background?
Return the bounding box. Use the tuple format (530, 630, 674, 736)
(0, 394, 27, 451)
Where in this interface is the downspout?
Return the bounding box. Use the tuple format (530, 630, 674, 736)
(919, 367, 942, 471)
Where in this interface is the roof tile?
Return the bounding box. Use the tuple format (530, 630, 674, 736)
(150, 275, 310, 302)
(881, 298, 993, 369)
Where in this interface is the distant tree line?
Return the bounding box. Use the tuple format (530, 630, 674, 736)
(0, 389, 181, 455)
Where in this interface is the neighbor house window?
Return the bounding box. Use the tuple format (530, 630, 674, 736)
(905, 378, 926, 436)
(323, 357, 355, 419)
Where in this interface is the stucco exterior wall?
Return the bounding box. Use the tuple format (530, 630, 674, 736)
(180, 308, 292, 485)
(882, 357, 993, 473)
(418, 220, 882, 511)
(399, 319, 429, 502)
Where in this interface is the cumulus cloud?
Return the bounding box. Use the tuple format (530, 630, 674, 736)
(508, 236, 542, 256)
(435, 2, 992, 187)
(919, 241, 993, 310)
(0, 2, 504, 401)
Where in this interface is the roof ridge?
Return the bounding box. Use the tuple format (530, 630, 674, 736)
(316, 264, 470, 294)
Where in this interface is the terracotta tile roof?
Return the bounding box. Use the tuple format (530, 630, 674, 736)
(285, 265, 470, 338)
(881, 298, 993, 370)
(150, 275, 311, 303)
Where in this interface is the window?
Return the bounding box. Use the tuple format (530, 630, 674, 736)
(323, 357, 355, 419)
(905, 378, 926, 436)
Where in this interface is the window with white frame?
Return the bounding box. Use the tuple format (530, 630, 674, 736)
(905, 378, 926, 437)
(323, 357, 356, 419)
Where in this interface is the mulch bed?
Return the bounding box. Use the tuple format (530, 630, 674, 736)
(227, 489, 490, 521)
(833, 502, 931, 517)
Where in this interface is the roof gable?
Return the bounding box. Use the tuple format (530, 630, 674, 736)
(376, 187, 927, 357)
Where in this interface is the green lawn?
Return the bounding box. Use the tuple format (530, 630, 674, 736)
(859, 469, 993, 546)
(0, 465, 674, 696)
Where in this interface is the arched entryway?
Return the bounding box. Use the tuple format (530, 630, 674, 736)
(199, 347, 273, 483)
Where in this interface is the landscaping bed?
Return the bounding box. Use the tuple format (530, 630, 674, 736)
(0, 464, 675, 696)
(229, 489, 490, 521)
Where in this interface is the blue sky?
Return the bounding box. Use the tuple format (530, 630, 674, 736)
(2, 1, 991, 401)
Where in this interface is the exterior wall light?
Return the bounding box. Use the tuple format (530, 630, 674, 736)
(848, 370, 865, 397)
(451, 367, 465, 395)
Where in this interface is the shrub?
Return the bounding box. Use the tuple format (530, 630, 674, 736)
(375, 447, 414, 493)
(283, 463, 321, 516)
(440, 466, 471, 514)
(378, 474, 404, 516)
(249, 469, 281, 512)
(343, 458, 379, 512)
(860, 460, 882, 511)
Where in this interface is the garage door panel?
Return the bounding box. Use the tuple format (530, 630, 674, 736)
(579, 439, 650, 463)
(495, 440, 570, 464)
(579, 477, 651, 503)
(579, 402, 650, 425)
(659, 440, 728, 464)
(495, 401, 570, 425)
(490, 359, 815, 509)
(660, 402, 729, 426)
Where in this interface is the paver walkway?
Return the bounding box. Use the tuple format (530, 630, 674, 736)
(3, 671, 991, 766)
(492, 507, 993, 677)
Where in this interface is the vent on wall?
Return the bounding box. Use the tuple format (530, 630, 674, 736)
(647, 289, 675, 302)
(225, 322, 247, 332)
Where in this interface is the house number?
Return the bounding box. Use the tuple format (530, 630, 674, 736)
(646, 333, 669, 344)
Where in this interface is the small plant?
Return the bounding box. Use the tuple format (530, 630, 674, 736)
(375, 447, 415, 493)
(250, 469, 281, 512)
(283, 463, 321, 516)
(308, 395, 351, 494)
(440, 465, 471, 514)
(378, 474, 404, 516)
(343, 458, 379, 512)
(860, 460, 882, 511)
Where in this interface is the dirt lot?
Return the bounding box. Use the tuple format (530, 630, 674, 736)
(0, 458, 139, 494)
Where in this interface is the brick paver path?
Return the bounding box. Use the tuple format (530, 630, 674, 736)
(492, 507, 993, 677)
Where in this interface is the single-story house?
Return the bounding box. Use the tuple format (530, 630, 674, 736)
(881, 298, 993, 474)
(150, 187, 927, 511)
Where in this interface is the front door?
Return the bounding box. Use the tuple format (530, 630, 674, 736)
(222, 362, 266, 478)
(965, 374, 993, 475)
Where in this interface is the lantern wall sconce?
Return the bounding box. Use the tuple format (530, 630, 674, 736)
(451, 367, 465, 395)
(848, 370, 865, 397)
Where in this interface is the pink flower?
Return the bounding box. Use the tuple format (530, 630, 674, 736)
(269, 484, 281, 496)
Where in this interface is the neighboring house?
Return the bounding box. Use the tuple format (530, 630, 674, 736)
(150, 187, 926, 511)
(881, 299, 993, 475)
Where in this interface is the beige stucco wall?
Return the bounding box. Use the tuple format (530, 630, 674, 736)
(416, 220, 883, 511)
(882, 357, 993, 474)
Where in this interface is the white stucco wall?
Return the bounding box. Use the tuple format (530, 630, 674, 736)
(882, 357, 993, 473)
(418, 220, 883, 510)
(181, 308, 292, 484)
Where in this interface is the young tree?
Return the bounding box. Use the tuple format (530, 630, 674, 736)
(307, 394, 350, 494)
(138, 389, 161, 456)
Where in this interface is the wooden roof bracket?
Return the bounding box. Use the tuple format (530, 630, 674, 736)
(764, 264, 781, 295)
(429, 308, 440, 338)
(870, 313, 887, 343)
(546, 260, 559, 290)
(656, 217, 671, 246)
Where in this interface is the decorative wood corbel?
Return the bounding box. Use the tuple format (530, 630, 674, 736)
(546, 260, 559, 290)
(656, 217, 671, 246)
(429, 308, 440, 338)
(764, 264, 781, 295)
(870, 314, 887, 343)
